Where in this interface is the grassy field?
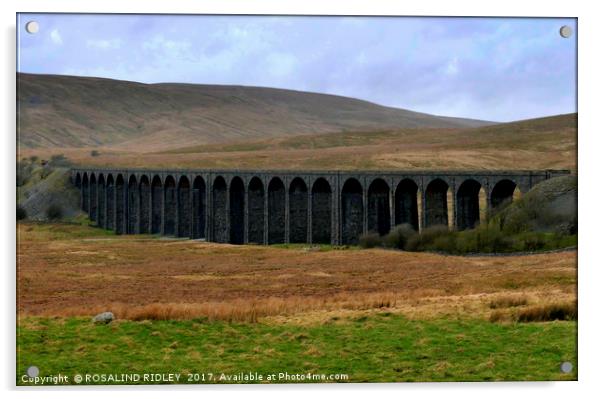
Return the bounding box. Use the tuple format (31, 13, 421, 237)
(20, 113, 576, 171)
(17, 222, 577, 384)
(18, 315, 576, 384)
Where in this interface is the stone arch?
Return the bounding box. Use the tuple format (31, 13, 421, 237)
(342, 178, 364, 245)
(115, 174, 125, 235)
(368, 178, 391, 236)
(75, 172, 82, 189)
(311, 178, 332, 244)
(139, 175, 150, 234)
(289, 177, 308, 243)
(456, 179, 482, 230)
(106, 174, 115, 230)
(97, 174, 106, 228)
(177, 176, 191, 238)
(82, 172, 89, 213)
(395, 178, 419, 231)
(425, 178, 449, 228)
(151, 175, 162, 234)
(268, 177, 285, 244)
(248, 177, 265, 244)
(229, 176, 245, 244)
(491, 179, 519, 209)
(192, 176, 206, 239)
(212, 176, 228, 243)
(89, 173, 97, 222)
(127, 175, 139, 234)
(163, 175, 176, 236)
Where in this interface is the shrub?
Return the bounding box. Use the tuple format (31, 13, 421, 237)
(17, 205, 27, 220)
(40, 165, 54, 179)
(516, 301, 577, 322)
(29, 155, 39, 163)
(431, 234, 458, 253)
(90, 150, 100, 157)
(46, 203, 64, 221)
(49, 154, 72, 167)
(358, 232, 382, 249)
(520, 233, 546, 252)
(405, 225, 450, 252)
(382, 224, 417, 249)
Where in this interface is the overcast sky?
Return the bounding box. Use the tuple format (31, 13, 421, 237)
(17, 14, 576, 122)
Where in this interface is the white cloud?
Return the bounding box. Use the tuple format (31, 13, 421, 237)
(142, 35, 191, 59)
(444, 57, 459, 75)
(266, 53, 297, 78)
(86, 39, 122, 50)
(50, 29, 63, 45)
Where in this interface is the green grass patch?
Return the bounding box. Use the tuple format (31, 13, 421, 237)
(18, 221, 115, 241)
(17, 314, 576, 385)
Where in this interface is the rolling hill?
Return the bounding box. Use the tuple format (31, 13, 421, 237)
(17, 73, 493, 150)
(19, 113, 575, 172)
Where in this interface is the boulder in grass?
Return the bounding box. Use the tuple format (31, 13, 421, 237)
(92, 312, 114, 324)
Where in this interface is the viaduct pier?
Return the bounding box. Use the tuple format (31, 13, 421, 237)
(71, 168, 570, 245)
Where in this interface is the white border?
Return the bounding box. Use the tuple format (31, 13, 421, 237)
(3, 1, 600, 398)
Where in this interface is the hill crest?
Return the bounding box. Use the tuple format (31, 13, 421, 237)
(17, 73, 493, 150)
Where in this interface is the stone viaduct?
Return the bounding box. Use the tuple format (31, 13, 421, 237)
(71, 168, 570, 245)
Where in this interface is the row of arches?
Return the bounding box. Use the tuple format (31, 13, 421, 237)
(75, 172, 521, 245)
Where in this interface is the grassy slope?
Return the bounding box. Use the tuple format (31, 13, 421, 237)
(17, 315, 576, 384)
(17, 73, 490, 150)
(22, 113, 576, 171)
(17, 166, 81, 220)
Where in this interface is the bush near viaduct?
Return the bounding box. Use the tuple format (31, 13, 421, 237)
(72, 168, 569, 246)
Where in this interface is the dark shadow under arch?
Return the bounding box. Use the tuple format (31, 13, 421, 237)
(97, 174, 106, 228)
(248, 177, 265, 244)
(192, 176, 206, 239)
(491, 179, 518, 209)
(289, 177, 308, 243)
(212, 176, 228, 243)
(82, 173, 89, 213)
(151, 176, 162, 234)
(106, 175, 115, 231)
(229, 177, 245, 244)
(177, 176, 191, 238)
(115, 175, 125, 235)
(311, 178, 332, 244)
(456, 179, 482, 230)
(127, 175, 139, 234)
(268, 178, 285, 244)
(342, 178, 364, 245)
(395, 178, 419, 231)
(163, 176, 176, 236)
(425, 178, 449, 228)
(89, 174, 97, 222)
(368, 178, 391, 236)
(139, 175, 150, 234)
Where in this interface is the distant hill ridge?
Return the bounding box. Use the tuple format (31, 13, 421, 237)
(17, 73, 493, 150)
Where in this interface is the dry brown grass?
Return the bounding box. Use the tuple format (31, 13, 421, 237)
(20, 114, 576, 172)
(17, 223, 577, 323)
(488, 294, 529, 309)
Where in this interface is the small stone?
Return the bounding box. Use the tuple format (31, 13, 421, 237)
(92, 311, 114, 324)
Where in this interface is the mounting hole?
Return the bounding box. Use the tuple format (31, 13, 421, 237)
(25, 21, 39, 34)
(560, 361, 573, 373)
(559, 25, 572, 38)
(26, 365, 39, 378)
